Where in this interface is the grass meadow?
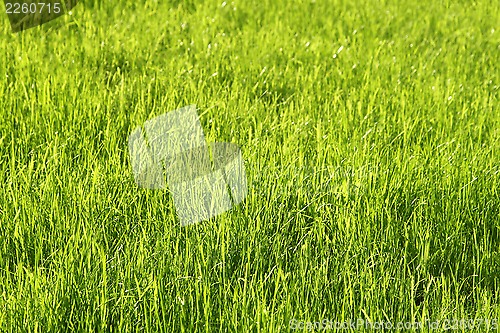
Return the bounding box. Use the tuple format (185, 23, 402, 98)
(0, 0, 499, 331)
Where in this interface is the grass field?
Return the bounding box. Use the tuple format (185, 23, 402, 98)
(0, 0, 499, 331)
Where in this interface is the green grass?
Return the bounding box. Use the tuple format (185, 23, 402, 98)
(0, 0, 499, 331)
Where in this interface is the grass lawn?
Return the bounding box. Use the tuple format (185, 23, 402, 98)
(0, 0, 499, 331)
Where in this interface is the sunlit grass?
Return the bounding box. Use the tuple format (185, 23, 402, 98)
(0, 0, 499, 331)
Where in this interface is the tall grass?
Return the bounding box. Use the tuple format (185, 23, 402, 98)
(0, 0, 499, 331)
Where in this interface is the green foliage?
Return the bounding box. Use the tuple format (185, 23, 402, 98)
(0, 0, 499, 331)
